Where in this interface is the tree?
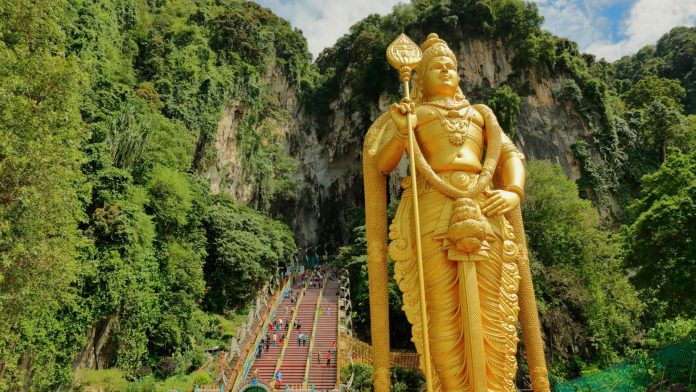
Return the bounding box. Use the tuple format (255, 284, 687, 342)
(0, 0, 88, 388)
(622, 151, 696, 321)
(523, 161, 643, 375)
(622, 76, 694, 167)
(623, 76, 685, 111)
(203, 194, 296, 312)
(487, 85, 522, 138)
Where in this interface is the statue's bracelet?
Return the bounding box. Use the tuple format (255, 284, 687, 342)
(505, 185, 525, 200)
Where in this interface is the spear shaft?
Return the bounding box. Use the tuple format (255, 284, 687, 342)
(399, 66, 434, 392)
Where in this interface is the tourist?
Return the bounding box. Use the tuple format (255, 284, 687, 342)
(275, 370, 283, 387)
(326, 305, 331, 317)
(285, 320, 289, 331)
(318, 305, 324, 317)
(272, 333, 278, 346)
(297, 320, 302, 331)
(297, 333, 303, 346)
(302, 333, 308, 347)
(331, 341, 337, 353)
(325, 351, 331, 367)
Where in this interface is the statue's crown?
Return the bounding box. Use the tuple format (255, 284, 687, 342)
(417, 33, 457, 73)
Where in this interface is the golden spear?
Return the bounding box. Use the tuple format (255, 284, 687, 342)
(386, 33, 434, 392)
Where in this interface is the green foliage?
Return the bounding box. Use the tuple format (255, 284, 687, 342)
(622, 151, 696, 321)
(74, 368, 130, 391)
(203, 194, 296, 312)
(620, 76, 695, 167)
(524, 161, 644, 376)
(570, 140, 610, 201)
(310, 0, 553, 126)
(341, 363, 373, 391)
(2, 0, 301, 386)
(0, 0, 89, 388)
(615, 26, 696, 114)
(623, 76, 685, 111)
(553, 79, 583, 105)
(391, 367, 424, 390)
(147, 166, 193, 233)
(339, 363, 424, 391)
(644, 317, 696, 349)
(487, 84, 521, 137)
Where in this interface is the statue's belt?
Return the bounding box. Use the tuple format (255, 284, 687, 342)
(402, 170, 487, 198)
(400, 170, 503, 263)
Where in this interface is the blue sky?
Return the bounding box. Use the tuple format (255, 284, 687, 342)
(254, 0, 696, 61)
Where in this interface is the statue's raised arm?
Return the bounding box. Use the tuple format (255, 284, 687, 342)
(363, 33, 550, 392)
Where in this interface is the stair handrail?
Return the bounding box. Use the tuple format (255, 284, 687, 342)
(273, 281, 308, 377)
(336, 268, 355, 391)
(227, 275, 292, 391)
(302, 275, 329, 388)
(335, 277, 342, 391)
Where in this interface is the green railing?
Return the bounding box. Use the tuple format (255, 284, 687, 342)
(553, 338, 696, 392)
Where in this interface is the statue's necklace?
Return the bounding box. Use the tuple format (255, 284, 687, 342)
(426, 105, 476, 146)
(422, 99, 469, 110)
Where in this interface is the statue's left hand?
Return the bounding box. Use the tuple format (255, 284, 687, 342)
(481, 190, 520, 216)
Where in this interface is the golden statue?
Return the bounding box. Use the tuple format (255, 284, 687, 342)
(362, 33, 550, 392)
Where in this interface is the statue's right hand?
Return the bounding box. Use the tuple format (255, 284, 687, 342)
(389, 98, 417, 137)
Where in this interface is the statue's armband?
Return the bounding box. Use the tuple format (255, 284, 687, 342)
(375, 120, 407, 174)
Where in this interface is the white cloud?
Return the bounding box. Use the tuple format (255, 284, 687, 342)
(255, 0, 406, 57)
(532, 0, 613, 50)
(585, 0, 696, 60)
(533, 0, 696, 61)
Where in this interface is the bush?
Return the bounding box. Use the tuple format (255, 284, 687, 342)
(192, 371, 213, 385)
(341, 363, 373, 391)
(487, 85, 522, 138)
(156, 357, 179, 378)
(187, 350, 209, 372)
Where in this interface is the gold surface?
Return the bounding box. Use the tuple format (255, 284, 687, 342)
(363, 33, 550, 391)
(386, 31, 435, 392)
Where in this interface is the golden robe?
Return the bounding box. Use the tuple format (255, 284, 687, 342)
(389, 171, 521, 391)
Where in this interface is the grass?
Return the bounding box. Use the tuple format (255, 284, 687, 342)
(73, 369, 214, 391)
(73, 368, 129, 391)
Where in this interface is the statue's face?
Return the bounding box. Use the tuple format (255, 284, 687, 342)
(421, 55, 460, 98)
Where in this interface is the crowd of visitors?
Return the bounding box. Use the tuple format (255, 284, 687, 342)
(254, 264, 339, 389)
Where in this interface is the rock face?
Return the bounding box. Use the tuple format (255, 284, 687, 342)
(205, 33, 592, 247)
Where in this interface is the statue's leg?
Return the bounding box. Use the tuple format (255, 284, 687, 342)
(477, 216, 521, 392)
(421, 234, 473, 391)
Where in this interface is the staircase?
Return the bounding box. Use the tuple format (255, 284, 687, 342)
(307, 279, 339, 391)
(276, 285, 319, 386)
(245, 284, 321, 387)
